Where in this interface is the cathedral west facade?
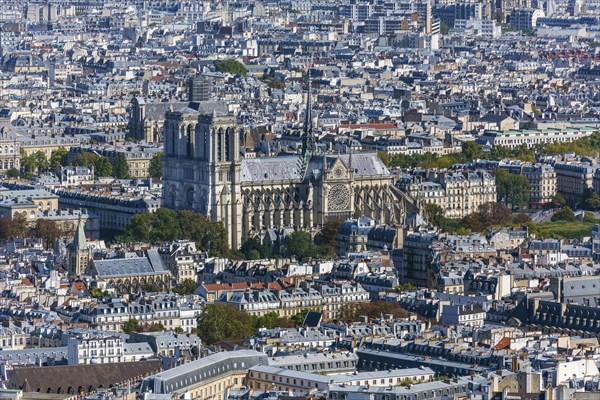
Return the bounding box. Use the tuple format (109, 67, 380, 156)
(162, 95, 406, 249)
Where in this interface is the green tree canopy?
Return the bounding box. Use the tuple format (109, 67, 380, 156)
(493, 169, 530, 209)
(284, 231, 333, 261)
(149, 151, 163, 179)
(240, 238, 271, 259)
(551, 206, 576, 222)
(580, 188, 600, 211)
(31, 219, 64, 250)
(338, 301, 409, 323)
(71, 152, 112, 178)
(50, 147, 69, 171)
(422, 203, 446, 228)
(214, 59, 247, 76)
(111, 153, 130, 179)
(173, 279, 198, 295)
(6, 168, 19, 178)
(461, 141, 483, 160)
(551, 193, 566, 207)
(197, 303, 253, 345)
(20, 149, 48, 177)
(120, 208, 229, 256)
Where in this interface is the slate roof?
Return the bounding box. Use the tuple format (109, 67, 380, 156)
(241, 155, 303, 182)
(93, 250, 168, 278)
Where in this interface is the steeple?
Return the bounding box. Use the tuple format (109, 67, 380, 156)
(73, 214, 88, 250)
(302, 64, 318, 158)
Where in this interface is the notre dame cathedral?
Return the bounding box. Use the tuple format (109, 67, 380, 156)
(162, 82, 406, 249)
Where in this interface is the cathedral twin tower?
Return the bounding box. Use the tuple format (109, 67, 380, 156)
(162, 101, 404, 250)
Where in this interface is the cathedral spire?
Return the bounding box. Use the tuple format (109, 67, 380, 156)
(302, 60, 319, 160)
(303, 67, 313, 139)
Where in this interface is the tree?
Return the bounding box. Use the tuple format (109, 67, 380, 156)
(493, 169, 530, 209)
(214, 59, 247, 76)
(507, 175, 531, 209)
(551, 206, 576, 222)
(197, 303, 253, 345)
(31, 219, 63, 250)
(393, 283, 417, 292)
(580, 188, 600, 211)
(461, 141, 483, 161)
(95, 156, 113, 178)
(71, 152, 112, 178)
(512, 213, 532, 224)
(0, 215, 28, 240)
(461, 202, 512, 232)
(422, 203, 445, 228)
(50, 147, 69, 171)
(290, 309, 310, 326)
(338, 301, 409, 323)
(250, 312, 295, 331)
(90, 287, 110, 299)
(478, 202, 512, 226)
(122, 319, 140, 333)
(120, 208, 229, 256)
(20, 149, 48, 176)
(111, 153, 130, 179)
(173, 279, 198, 295)
(6, 168, 19, 178)
(316, 218, 342, 247)
(142, 282, 160, 292)
(285, 231, 314, 261)
(148, 151, 163, 179)
(551, 193, 566, 207)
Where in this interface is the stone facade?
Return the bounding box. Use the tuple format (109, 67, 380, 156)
(162, 106, 406, 249)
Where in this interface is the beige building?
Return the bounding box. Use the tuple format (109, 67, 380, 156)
(159, 241, 202, 284)
(139, 350, 268, 399)
(19, 135, 84, 160)
(0, 326, 28, 350)
(0, 129, 19, 173)
(521, 163, 556, 205)
(0, 188, 59, 220)
(401, 170, 496, 219)
(218, 281, 370, 320)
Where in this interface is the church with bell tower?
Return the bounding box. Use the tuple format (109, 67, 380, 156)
(162, 76, 406, 250)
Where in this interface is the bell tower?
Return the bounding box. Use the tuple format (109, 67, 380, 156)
(196, 111, 242, 249)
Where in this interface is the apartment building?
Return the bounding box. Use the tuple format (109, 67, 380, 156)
(478, 126, 595, 148)
(159, 241, 205, 284)
(554, 161, 597, 206)
(140, 350, 268, 398)
(400, 170, 496, 218)
(217, 281, 370, 319)
(0, 130, 19, 173)
(67, 331, 124, 365)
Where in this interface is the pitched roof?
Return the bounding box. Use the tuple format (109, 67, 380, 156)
(10, 360, 162, 392)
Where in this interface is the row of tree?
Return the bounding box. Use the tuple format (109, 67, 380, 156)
(0, 216, 69, 250)
(380, 132, 600, 171)
(15, 147, 164, 180)
(196, 302, 410, 345)
(423, 202, 532, 234)
(119, 208, 229, 257)
(232, 219, 341, 261)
